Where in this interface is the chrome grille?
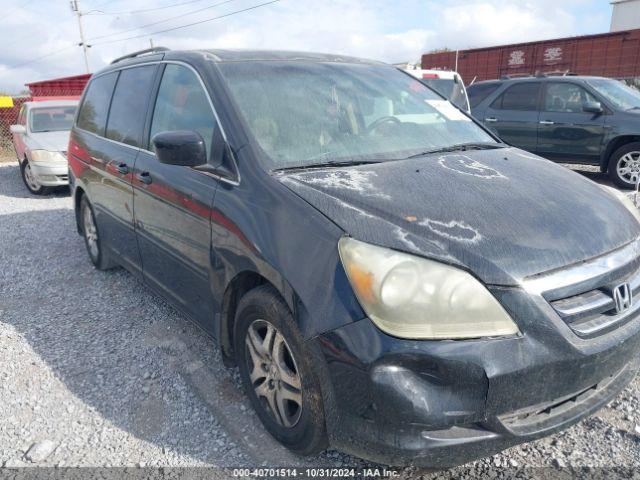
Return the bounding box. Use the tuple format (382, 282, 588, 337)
(523, 239, 640, 338)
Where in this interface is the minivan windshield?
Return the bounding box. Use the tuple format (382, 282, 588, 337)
(219, 62, 496, 169)
(29, 106, 77, 133)
(587, 78, 640, 111)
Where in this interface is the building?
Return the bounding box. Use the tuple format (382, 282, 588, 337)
(26, 73, 91, 100)
(611, 0, 640, 32)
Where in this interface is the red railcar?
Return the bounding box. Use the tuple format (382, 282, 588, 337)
(422, 29, 640, 84)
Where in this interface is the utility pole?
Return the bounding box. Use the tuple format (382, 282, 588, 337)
(70, 0, 90, 73)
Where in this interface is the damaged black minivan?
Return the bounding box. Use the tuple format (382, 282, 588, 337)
(69, 48, 640, 467)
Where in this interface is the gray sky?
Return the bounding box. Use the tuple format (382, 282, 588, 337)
(0, 0, 612, 93)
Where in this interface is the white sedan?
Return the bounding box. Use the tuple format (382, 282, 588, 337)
(10, 100, 78, 194)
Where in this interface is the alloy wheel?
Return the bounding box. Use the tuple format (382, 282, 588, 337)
(244, 319, 303, 428)
(617, 151, 640, 185)
(23, 162, 41, 192)
(83, 205, 99, 260)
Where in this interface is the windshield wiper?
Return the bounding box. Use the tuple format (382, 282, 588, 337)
(404, 142, 506, 160)
(273, 159, 381, 172)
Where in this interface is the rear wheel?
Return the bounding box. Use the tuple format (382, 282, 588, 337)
(609, 142, 640, 189)
(234, 285, 327, 454)
(80, 196, 114, 270)
(20, 159, 46, 195)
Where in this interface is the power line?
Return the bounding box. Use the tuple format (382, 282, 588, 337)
(0, 0, 281, 76)
(1, 44, 77, 72)
(93, 0, 281, 46)
(87, 0, 121, 9)
(87, 0, 238, 42)
(86, 0, 213, 16)
(1, 1, 89, 73)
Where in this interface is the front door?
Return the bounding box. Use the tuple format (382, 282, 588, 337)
(536, 82, 606, 163)
(133, 63, 220, 326)
(482, 81, 541, 152)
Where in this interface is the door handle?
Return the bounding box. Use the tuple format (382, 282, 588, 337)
(485, 117, 498, 123)
(136, 171, 152, 185)
(539, 120, 555, 125)
(114, 163, 129, 175)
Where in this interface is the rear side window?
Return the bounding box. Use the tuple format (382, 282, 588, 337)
(149, 64, 217, 158)
(106, 65, 156, 147)
(468, 83, 500, 108)
(491, 82, 541, 111)
(77, 73, 118, 136)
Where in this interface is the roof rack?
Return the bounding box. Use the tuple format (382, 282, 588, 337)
(110, 47, 170, 65)
(499, 73, 532, 80)
(500, 70, 577, 80)
(537, 70, 577, 77)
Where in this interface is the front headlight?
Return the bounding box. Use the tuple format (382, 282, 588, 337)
(338, 237, 520, 339)
(30, 150, 67, 163)
(601, 185, 640, 224)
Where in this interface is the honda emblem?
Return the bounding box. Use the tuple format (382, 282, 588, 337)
(613, 283, 632, 314)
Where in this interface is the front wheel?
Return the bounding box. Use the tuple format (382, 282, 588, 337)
(234, 285, 328, 455)
(20, 159, 46, 195)
(609, 142, 640, 189)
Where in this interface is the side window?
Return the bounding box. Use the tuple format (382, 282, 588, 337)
(544, 83, 598, 113)
(491, 83, 541, 111)
(77, 73, 118, 136)
(149, 64, 217, 158)
(106, 65, 156, 147)
(468, 83, 500, 108)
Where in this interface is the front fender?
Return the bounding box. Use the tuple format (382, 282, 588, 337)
(210, 163, 365, 342)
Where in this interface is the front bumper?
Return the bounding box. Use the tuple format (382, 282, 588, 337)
(30, 161, 69, 186)
(311, 293, 640, 468)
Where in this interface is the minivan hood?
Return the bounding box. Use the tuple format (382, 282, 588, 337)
(276, 147, 640, 286)
(28, 131, 71, 153)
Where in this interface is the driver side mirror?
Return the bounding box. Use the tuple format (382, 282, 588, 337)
(195, 142, 239, 184)
(583, 101, 603, 114)
(10, 124, 26, 134)
(152, 130, 207, 167)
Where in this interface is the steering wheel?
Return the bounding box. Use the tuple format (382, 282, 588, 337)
(367, 116, 400, 134)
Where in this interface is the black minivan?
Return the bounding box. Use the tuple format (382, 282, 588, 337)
(69, 48, 640, 468)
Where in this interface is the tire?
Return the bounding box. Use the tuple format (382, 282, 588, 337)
(609, 142, 640, 189)
(20, 159, 46, 195)
(80, 196, 115, 270)
(234, 285, 328, 455)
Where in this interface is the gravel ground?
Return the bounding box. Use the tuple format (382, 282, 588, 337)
(0, 160, 639, 478)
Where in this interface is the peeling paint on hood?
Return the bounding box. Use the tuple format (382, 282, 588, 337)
(276, 147, 640, 286)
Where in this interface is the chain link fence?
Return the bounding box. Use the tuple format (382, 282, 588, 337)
(0, 91, 84, 162)
(0, 96, 29, 162)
